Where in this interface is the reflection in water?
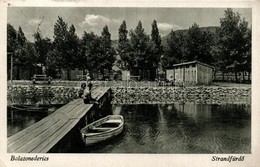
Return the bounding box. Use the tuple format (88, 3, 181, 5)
(83, 103, 250, 153)
(7, 107, 55, 137)
(7, 103, 251, 153)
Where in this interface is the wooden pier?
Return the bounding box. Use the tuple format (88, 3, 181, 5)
(7, 87, 111, 153)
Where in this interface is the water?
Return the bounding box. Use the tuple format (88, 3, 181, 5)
(7, 103, 251, 153)
(7, 107, 56, 137)
(80, 103, 251, 153)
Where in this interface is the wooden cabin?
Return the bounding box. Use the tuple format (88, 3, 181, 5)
(166, 61, 214, 86)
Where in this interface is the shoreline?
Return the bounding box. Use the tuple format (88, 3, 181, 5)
(112, 86, 251, 105)
(7, 82, 251, 106)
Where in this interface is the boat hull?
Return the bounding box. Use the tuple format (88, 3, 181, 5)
(81, 115, 124, 146)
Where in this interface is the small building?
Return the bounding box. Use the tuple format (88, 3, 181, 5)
(122, 70, 130, 81)
(166, 61, 214, 86)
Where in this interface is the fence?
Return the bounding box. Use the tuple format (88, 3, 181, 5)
(213, 73, 251, 83)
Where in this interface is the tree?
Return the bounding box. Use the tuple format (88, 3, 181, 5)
(14, 26, 27, 63)
(164, 23, 213, 69)
(150, 20, 163, 69)
(16, 43, 37, 66)
(118, 20, 131, 70)
(237, 20, 251, 81)
(127, 20, 162, 79)
(185, 23, 213, 64)
(17, 26, 27, 47)
(53, 16, 80, 79)
(129, 21, 151, 75)
(118, 20, 128, 49)
(244, 28, 251, 81)
(151, 20, 163, 54)
(53, 16, 68, 70)
(218, 8, 251, 82)
(7, 24, 17, 53)
(46, 48, 63, 77)
(82, 31, 101, 76)
(67, 24, 80, 68)
(7, 24, 38, 79)
(164, 30, 187, 66)
(7, 24, 17, 78)
(99, 25, 116, 76)
(33, 29, 52, 66)
(14, 27, 33, 67)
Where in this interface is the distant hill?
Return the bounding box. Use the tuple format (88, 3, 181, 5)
(161, 26, 219, 47)
(112, 26, 219, 50)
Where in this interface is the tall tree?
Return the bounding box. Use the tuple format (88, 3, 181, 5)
(185, 23, 213, 64)
(129, 21, 150, 73)
(118, 20, 128, 49)
(15, 26, 32, 67)
(33, 29, 52, 66)
(82, 31, 101, 76)
(150, 20, 163, 69)
(45, 49, 63, 74)
(118, 20, 131, 69)
(7, 24, 17, 53)
(164, 30, 186, 66)
(53, 16, 69, 78)
(67, 24, 80, 68)
(7, 24, 38, 79)
(53, 16, 79, 79)
(16, 43, 37, 66)
(244, 28, 251, 81)
(17, 26, 26, 47)
(99, 25, 116, 75)
(151, 20, 163, 53)
(218, 8, 251, 82)
(7, 24, 17, 78)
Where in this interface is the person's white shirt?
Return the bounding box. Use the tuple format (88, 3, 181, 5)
(86, 75, 91, 81)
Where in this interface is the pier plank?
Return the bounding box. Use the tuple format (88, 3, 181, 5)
(8, 102, 87, 152)
(8, 117, 61, 152)
(67, 103, 93, 119)
(7, 87, 111, 153)
(8, 113, 63, 145)
(16, 119, 68, 153)
(32, 119, 79, 153)
(8, 101, 78, 145)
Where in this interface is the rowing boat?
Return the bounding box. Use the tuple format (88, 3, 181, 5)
(80, 115, 124, 146)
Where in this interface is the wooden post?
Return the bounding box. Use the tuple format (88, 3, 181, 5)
(11, 53, 13, 84)
(183, 64, 185, 87)
(8, 52, 14, 105)
(10, 52, 14, 122)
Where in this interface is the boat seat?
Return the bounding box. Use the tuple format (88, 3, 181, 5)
(93, 127, 114, 131)
(106, 120, 122, 124)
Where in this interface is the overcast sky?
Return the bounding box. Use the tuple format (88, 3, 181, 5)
(7, 7, 251, 42)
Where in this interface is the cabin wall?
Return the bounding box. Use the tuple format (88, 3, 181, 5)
(197, 64, 212, 85)
(166, 63, 213, 86)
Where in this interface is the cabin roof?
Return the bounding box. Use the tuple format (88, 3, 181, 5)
(166, 61, 214, 69)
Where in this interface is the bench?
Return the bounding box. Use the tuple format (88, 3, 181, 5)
(130, 75, 141, 81)
(31, 74, 52, 84)
(76, 75, 91, 81)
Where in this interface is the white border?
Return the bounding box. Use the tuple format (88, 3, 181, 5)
(0, 1, 259, 167)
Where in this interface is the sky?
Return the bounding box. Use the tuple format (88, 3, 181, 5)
(7, 7, 252, 42)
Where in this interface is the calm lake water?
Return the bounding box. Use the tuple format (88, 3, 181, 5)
(7, 103, 251, 153)
(7, 107, 57, 137)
